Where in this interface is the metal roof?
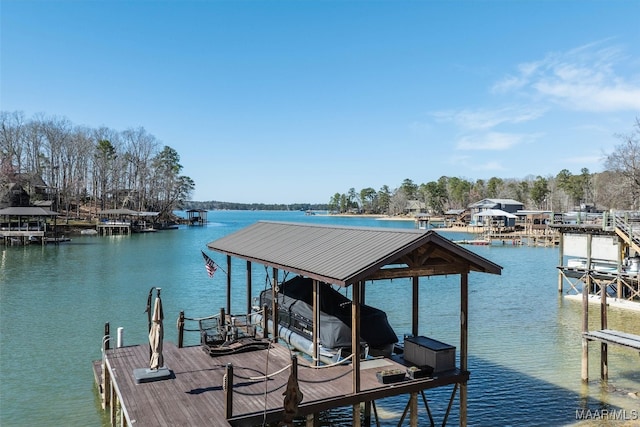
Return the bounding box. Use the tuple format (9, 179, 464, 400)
(207, 221, 502, 286)
(0, 206, 59, 216)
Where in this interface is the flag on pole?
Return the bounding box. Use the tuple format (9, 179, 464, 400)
(201, 250, 218, 278)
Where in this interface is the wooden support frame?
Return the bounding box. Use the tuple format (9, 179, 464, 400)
(226, 255, 232, 315)
(412, 276, 419, 337)
(460, 272, 468, 427)
(246, 261, 252, 314)
(272, 268, 279, 343)
(351, 280, 362, 394)
(313, 279, 320, 366)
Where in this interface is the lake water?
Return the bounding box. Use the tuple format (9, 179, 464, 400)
(1, 210, 639, 426)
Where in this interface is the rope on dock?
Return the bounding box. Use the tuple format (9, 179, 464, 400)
(182, 314, 218, 322)
(247, 363, 292, 381)
(301, 353, 355, 369)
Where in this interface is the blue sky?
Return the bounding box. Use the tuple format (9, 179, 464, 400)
(2, 1, 639, 204)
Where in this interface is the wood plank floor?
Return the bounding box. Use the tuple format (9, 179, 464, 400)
(99, 342, 467, 426)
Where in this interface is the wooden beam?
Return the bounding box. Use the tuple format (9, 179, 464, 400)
(246, 261, 252, 314)
(272, 268, 279, 343)
(601, 281, 608, 381)
(367, 264, 471, 280)
(226, 255, 232, 314)
(412, 276, 419, 337)
(558, 231, 564, 293)
(313, 279, 320, 366)
(581, 234, 591, 382)
(352, 281, 361, 394)
(460, 272, 468, 427)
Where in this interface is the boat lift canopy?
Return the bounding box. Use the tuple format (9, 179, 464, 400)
(206, 221, 502, 426)
(207, 221, 502, 287)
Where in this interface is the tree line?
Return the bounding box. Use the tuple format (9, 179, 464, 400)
(328, 119, 640, 215)
(3, 111, 638, 217)
(1, 111, 194, 219)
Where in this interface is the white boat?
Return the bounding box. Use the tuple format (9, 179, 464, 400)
(567, 257, 639, 275)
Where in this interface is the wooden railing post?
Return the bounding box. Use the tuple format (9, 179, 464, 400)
(220, 307, 227, 340)
(102, 322, 111, 410)
(177, 311, 185, 348)
(224, 363, 234, 419)
(104, 322, 110, 350)
(262, 304, 268, 338)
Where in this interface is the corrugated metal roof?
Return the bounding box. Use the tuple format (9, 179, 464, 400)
(207, 221, 502, 286)
(0, 206, 59, 216)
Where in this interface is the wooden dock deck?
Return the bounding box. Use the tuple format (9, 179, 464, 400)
(94, 341, 467, 426)
(583, 329, 640, 350)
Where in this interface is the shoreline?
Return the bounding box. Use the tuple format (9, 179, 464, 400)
(315, 213, 484, 233)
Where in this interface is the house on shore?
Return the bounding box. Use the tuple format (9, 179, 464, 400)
(469, 198, 524, 229)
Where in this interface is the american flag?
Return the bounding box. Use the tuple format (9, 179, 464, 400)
(201, 251, 218, 278)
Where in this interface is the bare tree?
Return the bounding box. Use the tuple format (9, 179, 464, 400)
(122, 127, 158, 210)
(605, 117, 640, 210)
(388, 188, 408, 216)
(0, 111, 26, 180)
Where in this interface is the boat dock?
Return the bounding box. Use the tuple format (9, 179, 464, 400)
(94, 222, 502, 426)
(94, 339, 468, 426)
(552, 212, 640, 382)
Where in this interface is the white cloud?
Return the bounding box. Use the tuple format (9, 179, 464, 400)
(456, 132, 530, 150)
(433, 106, 544, 130)
(493, 41, 640, 112)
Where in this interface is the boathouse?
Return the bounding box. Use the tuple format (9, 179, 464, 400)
(204, 222, 502, 426)
(96, 222, 502, 426)
(0, 206, 59, 245)
(186, 208, 208, 225)
(552, 212, 640, 383)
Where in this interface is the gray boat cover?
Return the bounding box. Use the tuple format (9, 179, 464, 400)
(260, 276, 397, 350)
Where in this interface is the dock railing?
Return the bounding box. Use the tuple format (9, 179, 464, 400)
(177, 308, 266, 348)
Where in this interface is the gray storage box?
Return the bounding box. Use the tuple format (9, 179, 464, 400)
(404, 336, 456, 373)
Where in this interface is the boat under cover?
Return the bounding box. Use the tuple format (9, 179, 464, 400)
(259, 276, 398, 355)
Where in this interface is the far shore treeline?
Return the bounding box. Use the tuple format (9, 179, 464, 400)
(2, 112, 639, 219)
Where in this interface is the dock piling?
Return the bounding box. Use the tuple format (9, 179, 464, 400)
(224, 363, 234, 419)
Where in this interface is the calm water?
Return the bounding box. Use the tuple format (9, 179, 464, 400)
(1, 211, 639, 426)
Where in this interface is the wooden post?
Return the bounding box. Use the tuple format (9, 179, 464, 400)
(351, 281, 361, 394)
(581, 234, 591, 383)
(177, 311, 185, 348)
(224, 363, 234, 419)
(110, 381, 116, 425)
(104, 322, 111, 350)
(103, 322, 111, 410)
(409, 392, 418, 426)
(412, 276, 419, 337)
(226, 255, 232, 315)
(272, 268, 279, 343)
(262, 304, 269, 337)
(617, 238, 623, 299)
(220, 307, 226, 340)
(460, 273, 468, 427)
(313, 280, 320, 366)
(601, 282, 608, 381)
(352, 403, 361, 427)
(558, 231, 564, 293)
(246, 261, 252, 314)
(306, 414, 320, 427)
(363, 401, 371, 427)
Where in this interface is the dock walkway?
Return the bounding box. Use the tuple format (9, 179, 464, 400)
(94, 341, 467, 426)
(583, 329, 640, 351)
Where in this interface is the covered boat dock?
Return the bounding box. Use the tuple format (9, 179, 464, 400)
(0, 206, 59, 245)
(96, 221, 501, 426)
